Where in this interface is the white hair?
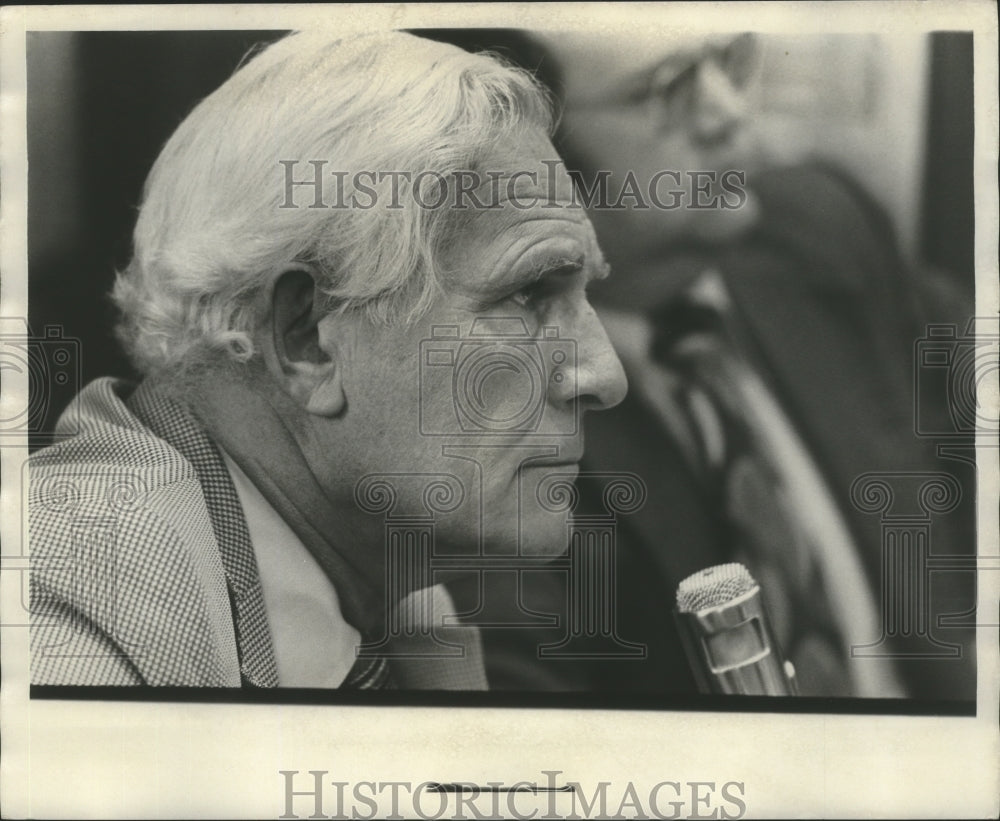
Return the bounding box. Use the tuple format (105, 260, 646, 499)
(112, 30, 553, 377)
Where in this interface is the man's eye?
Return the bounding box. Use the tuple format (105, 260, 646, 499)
(509, 282, 545, 308)
(507, 262, 583, 309)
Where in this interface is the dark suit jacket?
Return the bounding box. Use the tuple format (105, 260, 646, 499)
(473, 163, 978, 702)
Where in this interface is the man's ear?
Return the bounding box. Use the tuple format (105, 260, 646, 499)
(269, 267, 346, 417)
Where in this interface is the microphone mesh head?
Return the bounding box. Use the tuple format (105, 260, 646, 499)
(676, 562, 757, 613)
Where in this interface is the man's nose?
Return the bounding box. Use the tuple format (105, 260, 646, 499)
(690, 59, 748, 147)
(551, 305, 628, 413)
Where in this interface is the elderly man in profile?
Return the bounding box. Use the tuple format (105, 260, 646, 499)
(28, 30, 627, 689)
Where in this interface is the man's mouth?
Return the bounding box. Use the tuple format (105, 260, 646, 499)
(530, 460, 580, 470)
(525, 449, 584, 469)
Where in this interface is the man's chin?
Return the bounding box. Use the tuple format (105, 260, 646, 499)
(473, 507, 571, 560)
(511, 509, 574, 558)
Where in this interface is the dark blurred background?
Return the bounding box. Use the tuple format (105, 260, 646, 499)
(26, 30, 974, 439)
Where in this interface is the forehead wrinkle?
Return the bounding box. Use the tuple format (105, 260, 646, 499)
(501, 209, 588, 229)
(441, 227, 556, 290)
(490, 188, 581, 208)
(460, 202, 588, 251)
(477, 227, 585, 288)
(442, 200, 588, 289)
(455, 187, 584, 236)
(469, 165, 579, 205)
(494, 212, 591, 256)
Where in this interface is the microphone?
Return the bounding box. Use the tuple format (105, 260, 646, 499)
(674, 562, 798, 695)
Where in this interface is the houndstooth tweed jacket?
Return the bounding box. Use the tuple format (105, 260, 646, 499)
(29, 378, 486, 689)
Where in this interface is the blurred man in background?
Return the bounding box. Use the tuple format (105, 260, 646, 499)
(421, 28, 977, 699)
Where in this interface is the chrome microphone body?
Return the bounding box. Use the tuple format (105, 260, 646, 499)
(674, 563, 797, 696)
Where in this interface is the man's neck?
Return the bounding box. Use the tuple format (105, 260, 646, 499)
(186, 368, 389, 639)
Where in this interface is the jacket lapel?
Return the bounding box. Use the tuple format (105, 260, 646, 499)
(127, 383, 279, 687)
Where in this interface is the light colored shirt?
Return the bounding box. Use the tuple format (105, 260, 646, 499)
(219, 448, 360, 687)
(219, 447, 485, 689)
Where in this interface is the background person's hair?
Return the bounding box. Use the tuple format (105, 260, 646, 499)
(112, 30, 553, 379)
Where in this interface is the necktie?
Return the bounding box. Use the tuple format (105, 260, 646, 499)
(342, 653, 395, 689)
(651, 290, 854, 697)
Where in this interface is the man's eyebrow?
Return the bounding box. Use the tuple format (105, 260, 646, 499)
(522, 253, 585, 281)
